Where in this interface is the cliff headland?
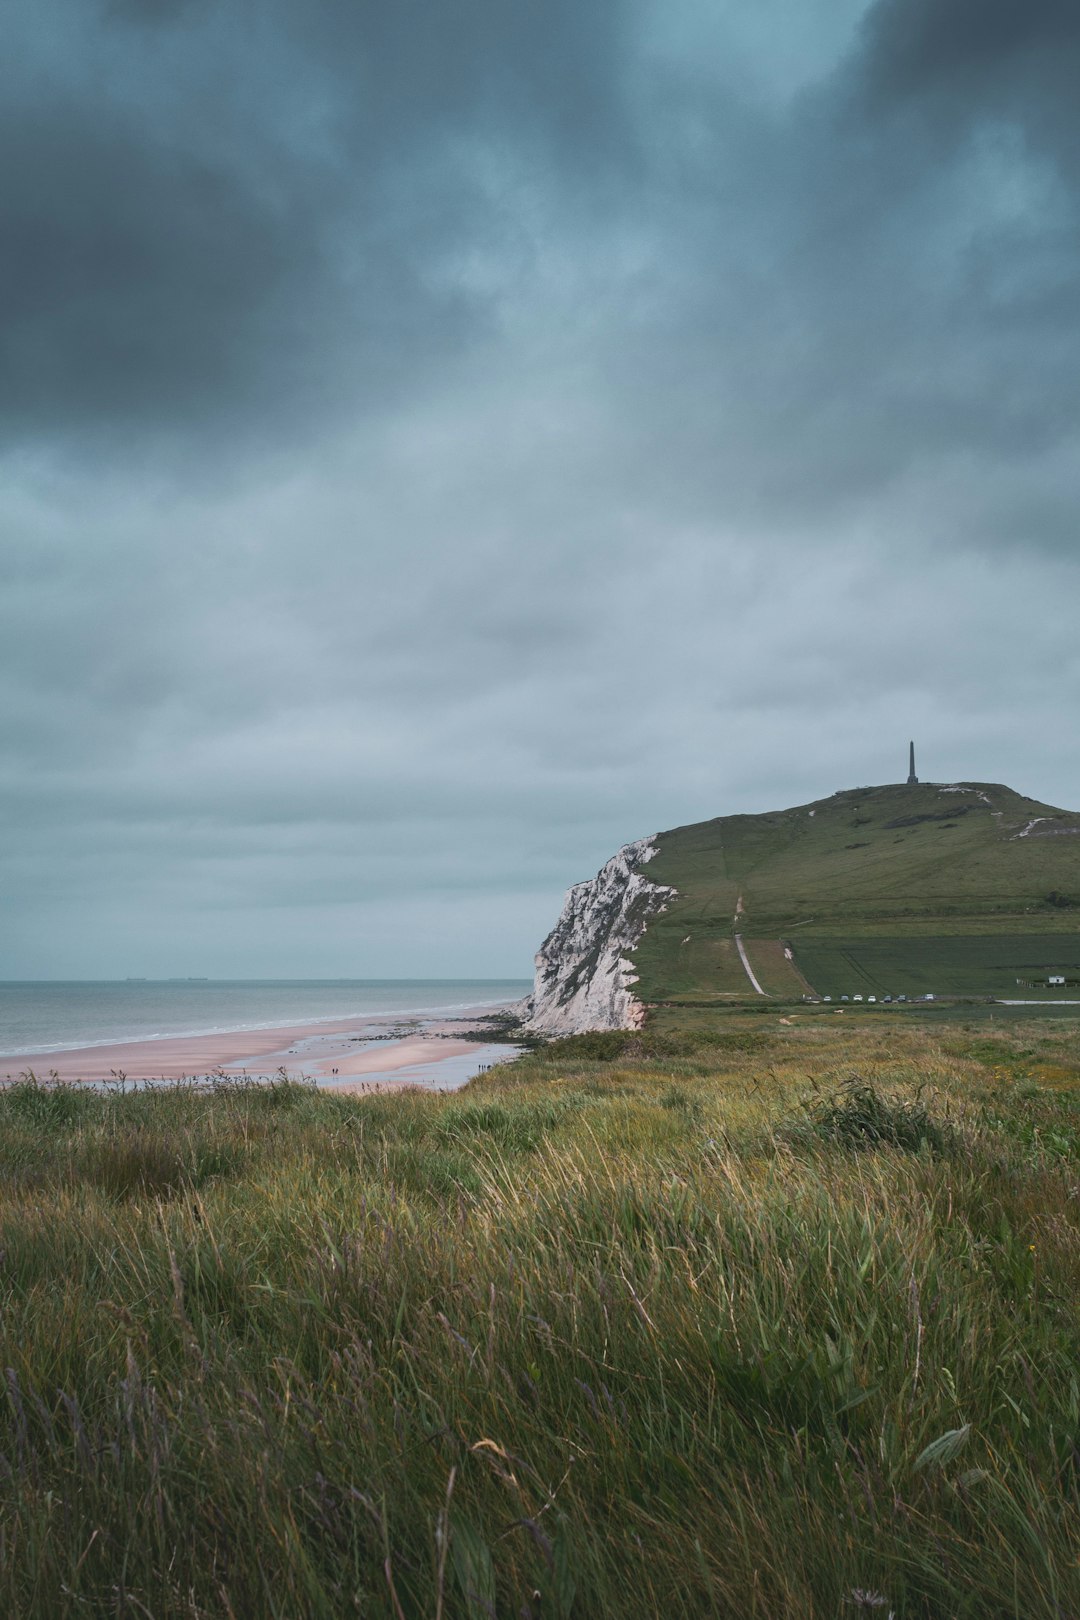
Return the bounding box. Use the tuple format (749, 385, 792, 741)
(523, 779, 1080, 1031)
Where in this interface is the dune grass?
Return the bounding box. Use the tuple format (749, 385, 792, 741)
(3, 1019, 1080, 1617)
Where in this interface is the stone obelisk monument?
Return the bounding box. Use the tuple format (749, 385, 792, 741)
(906, 741, 918, 785)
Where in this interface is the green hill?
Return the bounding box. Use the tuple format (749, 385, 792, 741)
(631, 781, 1080, 1004)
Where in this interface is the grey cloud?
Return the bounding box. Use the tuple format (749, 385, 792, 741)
(2, 0, 1080, 978)
(1, 111, 321, 437)
(856, 0, 1079, 121)
(105, 0, 199, 24)
(292, 0, 635, 161)
(596, 0, 1080, 550)
(0, 100, 483, 450)
(0, 0, 635, 453)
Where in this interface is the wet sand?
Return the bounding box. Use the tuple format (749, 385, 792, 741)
(0, 1005, 519, 1090)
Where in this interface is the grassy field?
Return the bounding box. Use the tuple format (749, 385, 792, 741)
(739, 938, 812, 998)
(792, 934, 1080, 1000)
(631, 781, 1080, 1004)
(4, 1016, 1080, 1617)
(645, 934, 752, 1001)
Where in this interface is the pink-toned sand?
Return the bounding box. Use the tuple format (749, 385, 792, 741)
(323, 1038, 484, 1093)
(0, 1014, 491, 1087)
(312, 1036, 484, 1085)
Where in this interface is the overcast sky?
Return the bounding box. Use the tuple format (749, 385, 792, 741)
(3, 0, 1079, 979)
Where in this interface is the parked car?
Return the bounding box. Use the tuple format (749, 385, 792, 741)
(853, 994, 864, 1002)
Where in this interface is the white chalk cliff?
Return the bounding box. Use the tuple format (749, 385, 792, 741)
(523, 837, 677, 1034)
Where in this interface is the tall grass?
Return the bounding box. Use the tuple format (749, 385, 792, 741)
(1, 1019, 1080, 1617)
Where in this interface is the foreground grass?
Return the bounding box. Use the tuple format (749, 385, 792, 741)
(3, 1018, 1080, 1617)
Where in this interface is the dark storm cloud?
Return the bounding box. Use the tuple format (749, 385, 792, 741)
(856, 0, 1079, 130)
(602, 0, 1080, 552)
(0, 0, 634, 449)
(0, 108, 329, 439)
(2, 0, 1080, 977)
(8, 0, 1076, 517)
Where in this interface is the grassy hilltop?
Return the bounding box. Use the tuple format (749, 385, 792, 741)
(632, 781, 1080, 1005)
(4, 1017, 1080, 1618)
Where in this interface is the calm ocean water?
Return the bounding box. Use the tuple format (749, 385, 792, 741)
(0, 980, 531, 1057)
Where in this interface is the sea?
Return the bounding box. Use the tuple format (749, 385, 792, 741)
(0, 980, 532, 1059)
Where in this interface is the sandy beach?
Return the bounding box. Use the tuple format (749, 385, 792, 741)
(0, 1006, 521, 1092)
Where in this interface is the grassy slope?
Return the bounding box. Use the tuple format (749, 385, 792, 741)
(739, 938, 811, 998)
(4, 1019, 1080, 1617)
(633, 781, 1080, 1002)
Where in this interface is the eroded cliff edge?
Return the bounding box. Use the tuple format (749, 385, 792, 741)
(522, 837, 677, 1034)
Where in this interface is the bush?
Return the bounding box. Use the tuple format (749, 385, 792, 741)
(532, 1028, 770, 1064)
(2, 1079, 89, 1130)
(436, 1097, 575, 1153)
(659, 1084, 705, 1122)
(84, 1135, 194, 1199)
(247, 1075, 315, 1111)
(798, 1076, 952, 1155)
(533, 1032, 634, 1062)
(79, 1132, 243, 1200)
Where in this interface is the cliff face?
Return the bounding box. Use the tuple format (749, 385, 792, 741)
(524, 837, 677, 1034)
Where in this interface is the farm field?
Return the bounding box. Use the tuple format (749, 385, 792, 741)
(792, 933, 1080, 1000)
(3, 1013, 1080, 1616)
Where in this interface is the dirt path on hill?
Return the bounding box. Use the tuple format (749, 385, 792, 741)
(734, 933, 767, 996)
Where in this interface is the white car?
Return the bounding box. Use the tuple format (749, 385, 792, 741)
(853, 994, 864, 1002)
(867, 996, 877, 1003)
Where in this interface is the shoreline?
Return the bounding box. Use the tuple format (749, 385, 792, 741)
(0, 991, 526, 1061)
(0, 1003, 523, 1091)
